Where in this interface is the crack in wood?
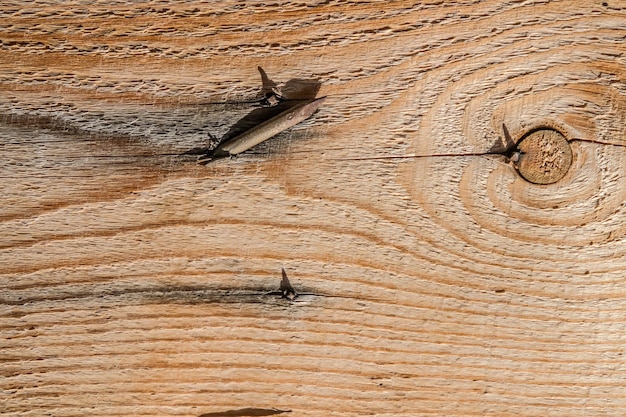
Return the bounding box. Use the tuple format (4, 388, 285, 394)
(327, 137, 626, 162)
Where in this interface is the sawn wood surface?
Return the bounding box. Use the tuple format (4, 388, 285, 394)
(2, 1, 626, 416)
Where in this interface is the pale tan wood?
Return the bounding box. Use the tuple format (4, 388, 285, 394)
(2, 1, 626, 416)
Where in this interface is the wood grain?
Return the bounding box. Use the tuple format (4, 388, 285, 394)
(2, 1, 626, 416)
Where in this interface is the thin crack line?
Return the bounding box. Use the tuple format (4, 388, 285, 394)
(327, 152, 504, 162)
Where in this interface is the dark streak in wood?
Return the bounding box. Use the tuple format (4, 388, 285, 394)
(0, 285, 293, 307)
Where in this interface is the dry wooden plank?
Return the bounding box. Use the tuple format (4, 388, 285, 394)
(2, 1, 626, 416)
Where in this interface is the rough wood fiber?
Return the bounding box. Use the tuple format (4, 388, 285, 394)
(2, 1, 626, 416)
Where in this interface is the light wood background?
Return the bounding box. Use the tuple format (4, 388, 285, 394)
(2, 1, 626, 416)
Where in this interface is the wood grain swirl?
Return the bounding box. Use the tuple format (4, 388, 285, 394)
(2, 1, 626, 416)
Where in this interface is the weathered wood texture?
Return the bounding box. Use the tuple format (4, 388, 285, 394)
(2, 1, 626, 416)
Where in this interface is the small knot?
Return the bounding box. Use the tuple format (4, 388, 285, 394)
(513, 129, 572, 184)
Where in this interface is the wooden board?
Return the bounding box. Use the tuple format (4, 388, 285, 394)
(2, 1, 626, 416)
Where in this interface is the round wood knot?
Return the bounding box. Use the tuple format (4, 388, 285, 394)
(514, 129, 572, 184)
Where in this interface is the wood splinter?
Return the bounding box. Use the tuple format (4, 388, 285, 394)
(266, 268, 322, 302)
(200, 96, 326, 163)
(280, 268, 298, 301)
